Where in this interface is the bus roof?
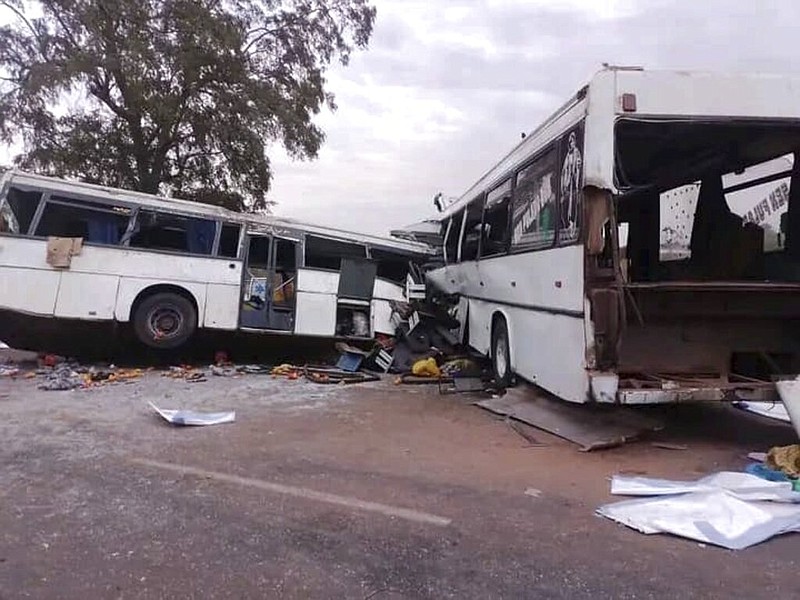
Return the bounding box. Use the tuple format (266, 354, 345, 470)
(3, 169, 434, 256)
(437, 66, 800, 221)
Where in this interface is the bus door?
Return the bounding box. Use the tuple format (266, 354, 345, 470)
(335, 257, 377, 337)
(240, 234, 299, 331)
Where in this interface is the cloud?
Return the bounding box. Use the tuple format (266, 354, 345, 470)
(269, 0, 800, 234)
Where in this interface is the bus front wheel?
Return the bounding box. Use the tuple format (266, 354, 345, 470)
(492, 317, 513, 388)
(133, 292, 197, 350)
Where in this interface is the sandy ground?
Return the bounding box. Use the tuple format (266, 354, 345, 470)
(1, 357, 799, 599)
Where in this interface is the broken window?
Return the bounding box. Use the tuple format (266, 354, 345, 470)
(616, 119, 800, 283)
(35, 195, 131, 245)
(218, 223, 241, 258)
(304, 235, 366, 270)
(371, 248, 409, 283)
(444, 210, 463, 264)
(0, 187, 41, 234)
(460, 196, 484, 262)
(130, 210, 215, 255)
(511, 149, 557, 251)
(481, 180, 511, 257)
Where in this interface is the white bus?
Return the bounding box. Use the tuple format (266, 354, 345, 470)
(0, 170, 432, 352)
(425, 66, 800, 405)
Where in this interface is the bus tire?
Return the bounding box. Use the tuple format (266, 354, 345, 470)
(133, 292, 197, 350)
(492, 317, 513, 388)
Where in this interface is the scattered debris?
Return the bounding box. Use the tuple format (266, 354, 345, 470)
(237, 364, 272, 375)
(38, 364, 83, 391)
(271, 364, 301, 379)
(0, 365, 20, 377)
(411, 357, 441, 378)
(163, 366, 207, 382)
(335, 346, 365, 373)
(651, 442, 688, 451)
(149, 402, 235, 426)
(210, 364, 238, 377)
(767, 444, 800, 478)
(395, 373, 452, 385)
(598, 472, 800, 550)
(745, 462, 791, 482)
(303, 366, 379, 385)
(524, 488, 543, 498)
(734, 400, 791, 423)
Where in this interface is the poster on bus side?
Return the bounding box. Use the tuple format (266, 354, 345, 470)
(557, 122, 585, 245)
(510, 149, 557, 250)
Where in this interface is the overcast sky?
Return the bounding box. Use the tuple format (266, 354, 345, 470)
(267, 0, 800, 235)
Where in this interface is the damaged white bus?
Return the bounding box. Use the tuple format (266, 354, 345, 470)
(426, 67, 800, 405)
(0, 170, 432, 351)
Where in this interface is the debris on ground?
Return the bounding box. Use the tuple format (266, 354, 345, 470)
(237, 364, 272, 375)
(734, 400, 791, 423)
(747, 451, 768, 462)
(163, 366, 207, 382)
(767, 444, 800, 478)
(271, 364, 301, 379)
(303, 366, 380, 385)
(597, 471, 800, 550)
(210, 364, 238, 377)
(149, 402, 235, 426)
(411, 357, 441, 378)
(0, 364, 20, 377)
(651, 442, 688, 451)
(745, 462, 791, 482)
(38, 363, 84, 391)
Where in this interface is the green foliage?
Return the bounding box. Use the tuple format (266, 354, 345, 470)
(0, 0, 376, 211)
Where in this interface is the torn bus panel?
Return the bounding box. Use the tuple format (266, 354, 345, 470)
(606, 118, 800, 402)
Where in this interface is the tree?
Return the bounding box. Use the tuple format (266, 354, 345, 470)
(0, 0, 376, 211)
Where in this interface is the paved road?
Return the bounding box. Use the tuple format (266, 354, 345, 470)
(1, 369, 798, 599)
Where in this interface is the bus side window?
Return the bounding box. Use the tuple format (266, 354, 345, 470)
(1, 188, 42, 235)
(36, 195, 131, 245)
(444, 211, 463, 264)
(218, 223, 241, 258)
(511, 150, 558, 250)
(305, 235, 366, 270)
(130, 210, 215, 255)
(481, 180, 512, 257)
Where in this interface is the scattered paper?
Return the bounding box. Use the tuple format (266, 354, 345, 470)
(149, 402, 235, 426)
(598, 472, 800, 549)
(735, 401, 791, 423)
(598, 490, 800, 550)
(609, 471, 798, 502)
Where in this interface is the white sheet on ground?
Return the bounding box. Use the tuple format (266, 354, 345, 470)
(610, 471, 797, 502)
(598, 472, 800, 549)
(735, 401, 791, 423)
(149, 402, 235, 426)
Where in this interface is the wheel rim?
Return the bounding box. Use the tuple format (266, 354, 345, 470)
(147, 306, 184, 340)
(495, 332, 508, 378)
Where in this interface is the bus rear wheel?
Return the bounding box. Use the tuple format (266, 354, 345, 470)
(133, 292, 197, 350)
(492, 317, 513, 388)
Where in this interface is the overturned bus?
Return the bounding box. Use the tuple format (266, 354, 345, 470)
(420, 67, 800, 405)
(0, 170, 433, 351)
